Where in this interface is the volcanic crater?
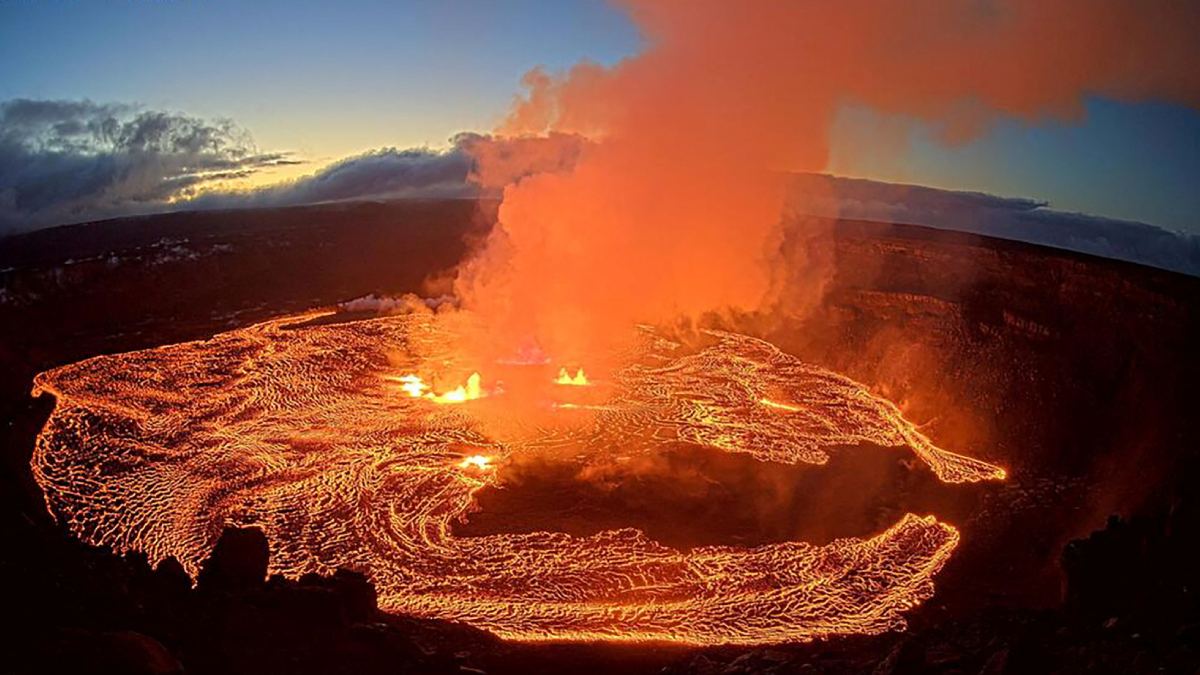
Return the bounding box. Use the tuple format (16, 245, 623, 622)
(30, 305, 1004, 644)
(5, 202, 1197, 671)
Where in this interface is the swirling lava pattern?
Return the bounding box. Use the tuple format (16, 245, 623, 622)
(31, 311, 1005, 645)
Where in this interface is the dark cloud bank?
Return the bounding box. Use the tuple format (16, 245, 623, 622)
(1, 98, 1196, 276)
(0, 99, 295, 231)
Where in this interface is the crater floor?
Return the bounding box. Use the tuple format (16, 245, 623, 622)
(31, 310, 1003, 644)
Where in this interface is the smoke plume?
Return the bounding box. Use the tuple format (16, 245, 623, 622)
(456, 0, 1200, 360)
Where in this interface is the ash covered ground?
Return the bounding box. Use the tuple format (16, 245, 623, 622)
(2, 199, 1198, 673)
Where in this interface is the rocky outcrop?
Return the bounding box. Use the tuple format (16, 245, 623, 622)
(196, 527, 270, 592)
(5, 523, 499, 675)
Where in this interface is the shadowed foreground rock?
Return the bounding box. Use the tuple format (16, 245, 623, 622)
(196, 527, 270, 592)
(7, 524, 501, 675)
(7, 512, 1199, 674)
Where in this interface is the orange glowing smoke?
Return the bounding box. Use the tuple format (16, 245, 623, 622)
(31, 311, 1005, 645)
(456, 0, 1200, 364)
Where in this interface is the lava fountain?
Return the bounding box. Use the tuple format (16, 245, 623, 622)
(31, 309, 1003, 645)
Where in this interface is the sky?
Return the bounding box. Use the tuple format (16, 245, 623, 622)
(0, 0, 639, 160)
(1, 0, 1197, 235)
(828, 98, 1200, 234)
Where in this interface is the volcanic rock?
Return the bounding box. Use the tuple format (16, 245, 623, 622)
(3, 201, 1199, 673)
(195, 526, 269, 592)
(44, 629, 183, 675)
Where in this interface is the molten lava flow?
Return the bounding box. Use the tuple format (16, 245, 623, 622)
(394, 374, 429, 398)
(429, 372, 484, 404)
(458, 454, 494, 471)
(554, 367, 589, 386)
(31, 311, 1004, 645)
(392, 372, 484, 404)
(760, 398, 802, 412)
(553, 402, 612, 411)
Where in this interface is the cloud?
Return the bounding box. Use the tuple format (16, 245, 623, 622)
(191, 145, 476, 209)
(0, 99, 294, 233)
(0, 100, 589, 234)
(2, 99, 1193, 278)
(789, 173, 1200, 276)
(189, 132, 586, 210)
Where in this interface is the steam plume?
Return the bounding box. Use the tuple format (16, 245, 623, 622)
(457, 0, 1200, 359)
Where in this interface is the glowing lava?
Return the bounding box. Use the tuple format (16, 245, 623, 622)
(759, 397, 803, 412)
(392, 371, 484, 404)
(555, 367, 590, 386)
(458, 454, 494, 471)
(31, 310, 1005, 645)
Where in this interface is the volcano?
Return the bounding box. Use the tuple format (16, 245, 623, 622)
(30, 309, 1003, 644)
(2, 199, 1198, 673)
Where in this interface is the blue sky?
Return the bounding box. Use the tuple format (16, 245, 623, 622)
(830, 98, 1200, 234)
(0, 0, 641, 158)
(2, 0, 1197, 234)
